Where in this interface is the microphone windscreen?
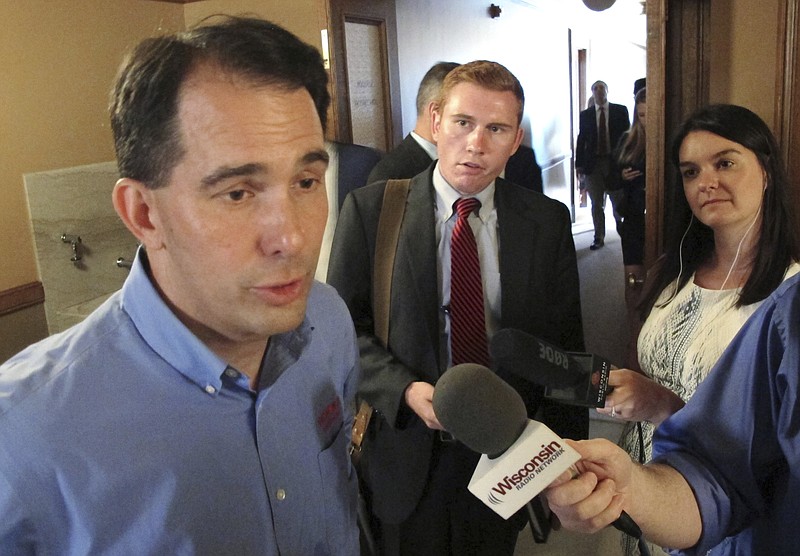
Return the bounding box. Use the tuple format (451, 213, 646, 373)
(433, 363, 528, 457)
(490, 328, 582, 388)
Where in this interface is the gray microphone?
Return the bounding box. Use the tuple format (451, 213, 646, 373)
(433, 363, 527, 458)
(432, 363, 644, 544)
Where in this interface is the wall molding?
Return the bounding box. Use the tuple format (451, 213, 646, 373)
(0, 282, 45, 316)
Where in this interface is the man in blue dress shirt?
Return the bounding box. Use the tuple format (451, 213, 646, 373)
(544, 272, 800, 555)
(0, 17, 359, 555)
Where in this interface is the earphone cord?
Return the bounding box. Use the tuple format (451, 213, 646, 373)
(719, 201, 762, 291)
(663, 214, 694, 306)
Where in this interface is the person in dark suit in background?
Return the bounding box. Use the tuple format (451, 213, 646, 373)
(367, 62, 458, 185)
(328, 60, 586, 555)
(576, 80, 630, 250)
(368, 61, 544, 193)
(315, 140, 383, 281)
(505, 142, 544, 193)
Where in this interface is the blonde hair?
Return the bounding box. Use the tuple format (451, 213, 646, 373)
(616, 88, 646, 166)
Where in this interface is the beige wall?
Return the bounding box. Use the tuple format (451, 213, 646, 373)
(1, 2, 185, 294)
(184, 0, 322, 51)
(709, 0, 780, 129)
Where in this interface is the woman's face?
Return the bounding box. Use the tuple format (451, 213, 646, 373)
(636, 102, 646, 128)
(679, 130, 766, 236)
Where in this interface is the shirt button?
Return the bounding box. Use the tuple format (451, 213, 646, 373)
(205, 385, 216, 394)
(276, 489, 286, 501)
(225, 368, 239, 378)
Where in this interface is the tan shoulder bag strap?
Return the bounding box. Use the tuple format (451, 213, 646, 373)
(351, 178, 411, 459)
(372, 178, 411, 347)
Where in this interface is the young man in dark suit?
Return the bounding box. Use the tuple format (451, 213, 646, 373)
(328, 60, 586, 555)
(576, 80, 630, 250)
(368, 62, 544, 193)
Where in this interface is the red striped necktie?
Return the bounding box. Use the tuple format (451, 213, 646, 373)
(450, 197, 490, 367)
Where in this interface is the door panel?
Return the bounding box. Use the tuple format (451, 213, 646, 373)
(327, 0, 401, 149)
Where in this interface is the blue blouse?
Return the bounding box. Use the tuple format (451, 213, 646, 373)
(654, 272, 800, 555)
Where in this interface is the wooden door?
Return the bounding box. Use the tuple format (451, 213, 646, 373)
(325, 0, 402, 149)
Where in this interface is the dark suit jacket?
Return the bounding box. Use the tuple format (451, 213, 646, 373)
(575, 103, 630, 174)
(366, 133, 431, 184)
(368, 133, 543, 193)
(329, 141, 383, 211)
(504, 144, 543, 193)
(327, 165, 587, 524)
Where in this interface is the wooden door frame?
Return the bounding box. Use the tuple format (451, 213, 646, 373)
(645, 0, 711, 268)
(647, 0, 798, 267)
(776, 0, 800, 185)
(319, 0, 402, 147)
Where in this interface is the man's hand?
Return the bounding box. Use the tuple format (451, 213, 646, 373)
(404, 381, 443, 430)
(545, 439, 633, 534)
(547, 440, 703, 548)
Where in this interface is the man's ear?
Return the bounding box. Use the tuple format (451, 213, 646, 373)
(112, 178, 163, 250)
(510, 126, 524, 156)
(431, 104, 442, 142)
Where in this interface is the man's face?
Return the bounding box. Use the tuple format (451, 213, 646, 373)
(432, 82, 522, 195)
(592, 82, 608, 106)
(142, 66, 328, 349)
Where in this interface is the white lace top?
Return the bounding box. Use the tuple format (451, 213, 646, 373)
(620, 262, 800, 463)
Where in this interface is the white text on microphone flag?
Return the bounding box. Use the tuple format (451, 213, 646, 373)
(468, 420, 580, 519)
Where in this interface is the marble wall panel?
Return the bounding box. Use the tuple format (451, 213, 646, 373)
(24, 162, 138, 334)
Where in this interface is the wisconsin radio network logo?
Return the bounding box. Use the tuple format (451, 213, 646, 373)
(485, 441, 565, 506)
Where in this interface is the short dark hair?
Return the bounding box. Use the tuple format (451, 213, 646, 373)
(437, 60, 525, 124)
(640, 104, 800, 318)
(415, 62, 459, 117)
(110, 16, 330, 189)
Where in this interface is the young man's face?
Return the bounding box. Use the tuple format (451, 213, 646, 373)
(142, 65, 328, 350)
(432, 82, 522, 196)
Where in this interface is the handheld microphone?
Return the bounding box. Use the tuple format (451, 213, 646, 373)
(432, 364, 643, 541)
(490, 328, 612, 408)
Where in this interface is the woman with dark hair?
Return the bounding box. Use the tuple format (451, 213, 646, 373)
(601, 104, 800, 554)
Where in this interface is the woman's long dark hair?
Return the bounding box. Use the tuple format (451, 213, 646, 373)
(639, 104, 800, 320)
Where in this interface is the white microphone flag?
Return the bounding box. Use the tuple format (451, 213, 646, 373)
(468, 420, 580, 519)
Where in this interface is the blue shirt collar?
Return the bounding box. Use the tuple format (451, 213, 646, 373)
(121, 248, 314, 395)
(121, 248, 230, 394)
